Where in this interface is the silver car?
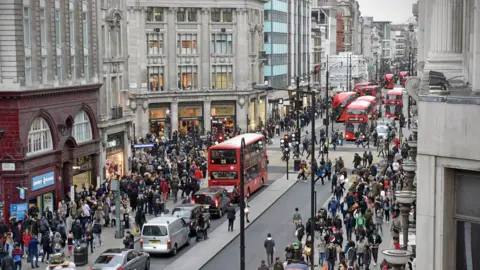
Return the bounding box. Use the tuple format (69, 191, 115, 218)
(90, 248, 150, 270)
(376, 124, 389, 140)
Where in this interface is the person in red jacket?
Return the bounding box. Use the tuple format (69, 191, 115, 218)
(12, 243, 23, 269)
(194, 167, 203, 185)
(160, 179, 169, 202)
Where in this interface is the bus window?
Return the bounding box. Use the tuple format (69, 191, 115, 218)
(245, 164, 260, 181)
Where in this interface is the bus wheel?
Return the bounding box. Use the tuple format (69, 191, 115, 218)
(247, 188, 251, 198)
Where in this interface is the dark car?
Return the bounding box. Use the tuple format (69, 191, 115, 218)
(171, 204, 211, 236)
(90, 248, 150, 270)
(192, 187, 232, 218)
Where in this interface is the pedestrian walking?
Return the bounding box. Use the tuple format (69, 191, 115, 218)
(368, 228, 382, 266)
(85, 224, 94, 254)
(11, 244, 23, 270)
(292, 208, 302, 230)
(92, 217, 103, 247)
(226, 203, 236, 232)
(27, 234, 39, 268)
(40, 233, 51, 263)
(264, 233, 275, 266)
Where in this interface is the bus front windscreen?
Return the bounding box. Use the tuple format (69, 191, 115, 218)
(210, 149, 237, 164)
(210, 171, 238, 180)
(346, 109, 367, 115)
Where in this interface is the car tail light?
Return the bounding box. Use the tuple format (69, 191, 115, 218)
(117, 268, 124, 270)
(215, 199, 219, 208)
(192, 198, 195, 204)
(167, 239, 172, 249)
(140, 239, 144, 249)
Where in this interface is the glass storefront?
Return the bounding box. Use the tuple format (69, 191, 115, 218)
(211, 103, 236, 135)
(149, 105, 171, 138)
(258, 97, 266, 127)
(178, 104, 203, 134)
(72, 156, 93, 191)
(106, 132, 124, 179)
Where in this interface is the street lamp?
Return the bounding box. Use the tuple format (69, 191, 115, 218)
(381, 249, 413, 270)
(240, 137, 246, 270)
(395, 190, 416, 250)
(325, 56, 343, 137)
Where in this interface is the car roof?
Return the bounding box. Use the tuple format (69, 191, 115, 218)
(172, 204, 198, 210)
(102, 248, 130, 255)
(146, 216, 182, 224)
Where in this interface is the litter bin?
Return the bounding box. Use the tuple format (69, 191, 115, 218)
(73, 244, 88, 266)
(124, 213, 130, 229)
(294, 158, 301, 172)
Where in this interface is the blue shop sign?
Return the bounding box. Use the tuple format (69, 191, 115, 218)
(31, 172, 55, 191)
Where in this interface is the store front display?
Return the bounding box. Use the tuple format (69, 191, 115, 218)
(30, 171, 56, 216)
(149, 105, 171, 138)
(72, 156, 93, 191)
(178, 104, 203, 134)
(258, 97, 266, 127)
(106, 132, 125, 179)
(211, 103, 236, 134)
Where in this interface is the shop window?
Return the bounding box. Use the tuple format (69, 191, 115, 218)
(177, 34, 197, 55)
(146, 7, 164, 22)
(27, 117, 53, 156)
(177, 65, 197, 90)
(73, 110, 93, 143)
(147, 33, 163, 55)
(211, 65, 233, 89)
(211, 8, 233, 23)
(177, 8, 197, 22)
(179, 106, 202, 118)
(148, 66, 164, 91)
(211, 33, 233, 55)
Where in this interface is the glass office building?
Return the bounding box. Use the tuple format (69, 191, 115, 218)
(264, 0, 289, 88)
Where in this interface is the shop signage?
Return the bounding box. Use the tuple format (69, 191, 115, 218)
(31, 172, 55, 191)
(43, 192, 54, 212)
(10, 203, 28, 220)
(106, 140, 117, 148)
(1, 163, 15, 171)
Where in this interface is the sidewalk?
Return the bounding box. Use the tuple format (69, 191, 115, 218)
(165, 173, 299, 270)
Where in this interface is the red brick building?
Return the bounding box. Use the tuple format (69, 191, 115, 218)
(0, 85, 101, 222)
(336, 14, 344, 54)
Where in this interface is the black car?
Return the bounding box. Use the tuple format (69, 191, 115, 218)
(192, 187, 232, 218)
(171, 204, 211, 236)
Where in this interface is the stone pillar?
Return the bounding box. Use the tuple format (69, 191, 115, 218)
(171, 101, 179, 133)
(472, 0, 480, 93)
(91, 154, 100, 188)
(425, 0, 463, 80)
(235, 8, 249, 88)
(167, 8, 178, 90)
(254, 96, 260, 127)
(200, 8, 210, 89)
(203, 100, 211, 132)
(236, 102, 247, 132)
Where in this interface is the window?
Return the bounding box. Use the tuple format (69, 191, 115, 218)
(148, 66, 164, 91)
(177, 8, 197, 22)
(211, 8, 233, 22)
(142, 225, 168, 236)
(211, 65, 233, 89)
(56, 56, 62, 84)
(177, 66, 197, 90)
(23, 7, 30, 47)
(267, 54, 288, 66)
(177, 34, 197, 55)
(27, 117, 53, 156)
(25, 57, 32, 86)
(211, 34, 233, 54)
(265, 10, 287, 23)
(40, 8, 46, 47)
(264, 33, 288, 44)
(55, 9, 61, 46)
(71, 56, 76, 81)
(147, 33, 163, 55)
(73, 110, 92, 143)
(146, 7, 164, 22)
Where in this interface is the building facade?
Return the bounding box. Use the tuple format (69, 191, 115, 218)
(96, 0, 134, 180)
(415, 0, 480, 269)
(126, 0, 267, 136)
(336, 0, 361, 54)
(0, 0, 101, 222)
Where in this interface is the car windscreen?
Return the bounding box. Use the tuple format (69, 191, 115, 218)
(94, 254, 124, 265)
(142, 225, 168, 236)
(194, 194, 213, 205)
(171, 209, 191, 219)
(376, 125, 388, 133)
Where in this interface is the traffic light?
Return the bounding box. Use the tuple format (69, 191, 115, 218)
(295, 129, 300, 144)
(217, 135, 224, 143)
(283, 134, 290, 149)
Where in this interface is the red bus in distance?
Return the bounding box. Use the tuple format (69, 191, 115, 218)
(208, 133, 267, 197)
(385, 88, 404, 119)
(356, 95, 378, 119)
(384, 74, 395, 89)
(333, 91, 358, 122)
(344, 100, 375, 141)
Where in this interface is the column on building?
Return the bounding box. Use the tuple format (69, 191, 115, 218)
(167, 7, 177, 90)
(134, 99, 149, 136)
(235, 8, 249, 88)
(203, 100, 212, 132)
(254, 95, 260, 127)
(236, 100, 248, 132)
(472, 0, 480, 92)
(200, 8, 210, 89)
(425, 0, 463, 80)
(171, 101, 179, 133)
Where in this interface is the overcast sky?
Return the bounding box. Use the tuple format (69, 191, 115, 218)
(357, 0, 417, 24)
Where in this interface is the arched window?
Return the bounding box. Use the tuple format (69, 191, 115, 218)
(73, 110, 92, 143)
(27, 117, 53, 156)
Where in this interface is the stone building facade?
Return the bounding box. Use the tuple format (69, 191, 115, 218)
(126, 0, 268, 137)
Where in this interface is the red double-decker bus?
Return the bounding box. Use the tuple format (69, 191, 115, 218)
(344, 100, 375, 141)
(333, 91, 358, 122)
(208, 133, 267, 197)
(353, 82, 375, 94)
(357, 95, 378, 119)
(384, 74, 395, 89)
(385, 88, 404, 119)
(399, 71, 409, 87)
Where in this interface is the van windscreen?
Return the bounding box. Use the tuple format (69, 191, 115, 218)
(142, 225, 168, 236)
(194, 194, 212, 204)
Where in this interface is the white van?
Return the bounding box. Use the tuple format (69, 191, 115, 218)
(140, 216, 190, 255)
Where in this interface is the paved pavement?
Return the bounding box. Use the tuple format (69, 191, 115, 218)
(201, 142, 381, 270)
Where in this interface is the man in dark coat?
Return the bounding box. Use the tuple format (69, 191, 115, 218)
(226, 203, 236, 232)
(263, 233, 275, 266)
